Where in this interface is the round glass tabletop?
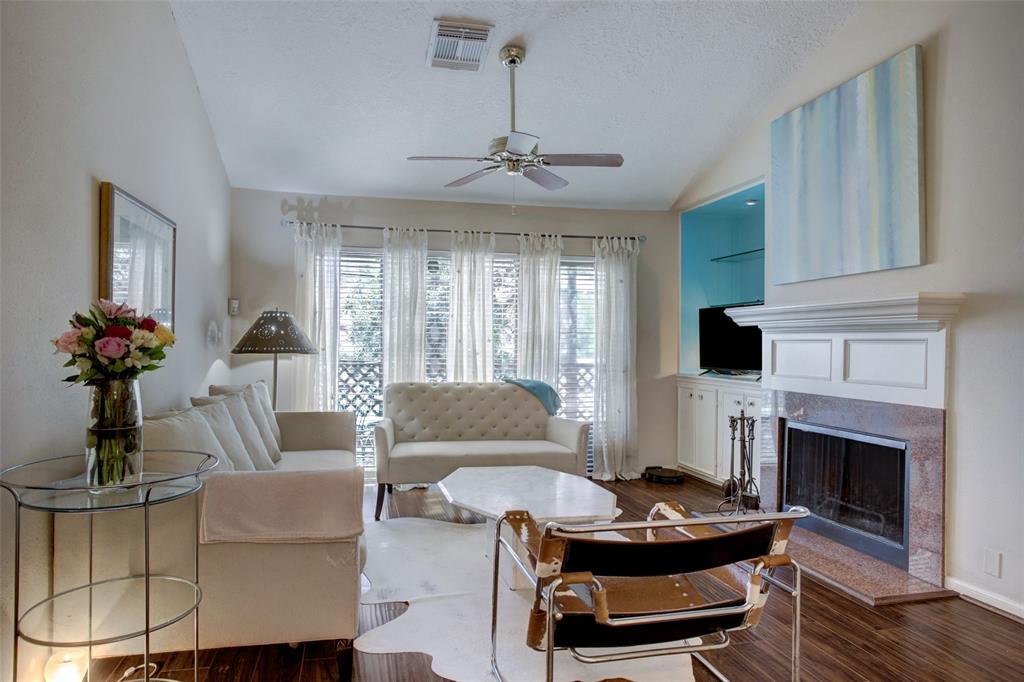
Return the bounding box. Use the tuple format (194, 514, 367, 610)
(0, 450, 219, 513)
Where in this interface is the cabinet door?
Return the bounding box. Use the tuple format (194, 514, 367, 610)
(677, 386, 697, 468)
(693, 389, 718, 477)
(718, 391, 746, 480)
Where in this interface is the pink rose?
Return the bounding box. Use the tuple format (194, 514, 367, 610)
(53, 329, 83, 354)
(95, 336, 128, 359)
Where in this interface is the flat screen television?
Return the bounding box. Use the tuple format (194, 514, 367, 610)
(698, 304, 762, 373)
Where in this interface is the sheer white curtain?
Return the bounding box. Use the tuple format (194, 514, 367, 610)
(448, 230, 495, 381)
(517, 233, 562, 385)
(383, 227, 428, 384)
(592, 236, 641, 480)
(293, 222, 343, 411)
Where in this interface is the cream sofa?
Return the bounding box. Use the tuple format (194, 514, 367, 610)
(195, 410, 364, 655)
(54, 393, 364, 678)
(373, 382, 589, 519)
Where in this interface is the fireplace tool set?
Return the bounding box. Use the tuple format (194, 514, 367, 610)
(718, 409, 761, 514)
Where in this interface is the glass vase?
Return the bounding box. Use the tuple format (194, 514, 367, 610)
(86, 379, 143, 489)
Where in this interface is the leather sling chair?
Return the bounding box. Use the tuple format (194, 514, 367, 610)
(490, 501, 809, 682)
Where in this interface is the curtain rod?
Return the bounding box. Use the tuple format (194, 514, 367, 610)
(281, 219, 646, 243)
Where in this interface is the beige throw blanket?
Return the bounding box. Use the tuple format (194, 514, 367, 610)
(201, 467, 364, 544)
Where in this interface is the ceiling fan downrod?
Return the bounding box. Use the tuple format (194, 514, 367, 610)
(500, 45, 524, 132)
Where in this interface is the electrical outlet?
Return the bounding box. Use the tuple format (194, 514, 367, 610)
(983, 548, 1003, 578)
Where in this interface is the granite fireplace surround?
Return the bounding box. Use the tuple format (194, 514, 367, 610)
(766, 391, 947, 597)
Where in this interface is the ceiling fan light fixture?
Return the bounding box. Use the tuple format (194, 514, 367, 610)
(408, 41, 624, 192)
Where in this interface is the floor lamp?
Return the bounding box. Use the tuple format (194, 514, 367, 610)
(231, 310, 317, 408)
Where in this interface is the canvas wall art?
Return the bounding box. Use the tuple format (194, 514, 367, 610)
(770, 45, 924, 284)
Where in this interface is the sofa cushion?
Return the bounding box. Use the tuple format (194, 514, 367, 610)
(387, 440, 576, 483)
(384, 382, 549, 443)
(143, 409, 232, 471)
(191, 401, 256, 471)
(276, 449, 357, 472)
(211, 382, 282, 455)
(192, 393, 274, 470)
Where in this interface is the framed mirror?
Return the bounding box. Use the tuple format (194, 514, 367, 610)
(99, 182, 176, 329)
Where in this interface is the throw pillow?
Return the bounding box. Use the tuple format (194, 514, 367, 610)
(210, 382, 282, 460)
(143, 409, 232, 472)
(191, 401, 255, 471)
(191, 393, 275, 471)
(239, 384, 283, 464)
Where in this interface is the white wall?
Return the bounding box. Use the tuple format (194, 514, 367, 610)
(0, 1, 231, 675)
(678, 1, 1024, 616)
(230, 188, 679, 469)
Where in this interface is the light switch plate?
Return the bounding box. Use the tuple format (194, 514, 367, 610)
(983, 548, 1003, 578)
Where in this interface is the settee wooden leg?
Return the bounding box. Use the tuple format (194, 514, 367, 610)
(374, 483, 386, 521)
(386, 483, 393, 493)
(337, 638, 354, 682)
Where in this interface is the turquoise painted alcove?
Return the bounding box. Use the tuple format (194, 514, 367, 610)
(679, 184, 765, 372)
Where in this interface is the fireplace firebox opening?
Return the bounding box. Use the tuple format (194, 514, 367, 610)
(782, 420, 910, 569)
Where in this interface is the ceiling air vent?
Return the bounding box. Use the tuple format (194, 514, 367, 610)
(427, 20, 492, 71)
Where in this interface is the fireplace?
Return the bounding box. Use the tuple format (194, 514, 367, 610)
(782, 421, 910, 569)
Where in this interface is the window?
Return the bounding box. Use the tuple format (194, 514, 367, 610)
(557, 258, 596, 468)
(334, 247, 594, 470)
(492, 254, 520, 380)
(335, 249, 384, 466)
(424, 254, 450, 382)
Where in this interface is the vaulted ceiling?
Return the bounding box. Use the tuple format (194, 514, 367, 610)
(172, 1, 856, 210)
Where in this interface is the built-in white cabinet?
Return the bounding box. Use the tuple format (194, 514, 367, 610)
(677, 386, 718, 478)
(677, 374, 764, 485)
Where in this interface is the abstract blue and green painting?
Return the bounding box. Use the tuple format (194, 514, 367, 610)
(770, 45, 924, 284)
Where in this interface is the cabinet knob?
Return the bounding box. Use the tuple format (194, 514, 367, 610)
(748, 401, 756, 408)
(689, 392, 694, 398)
(734, 399, 742, 406)
(698, 394, 704, 400)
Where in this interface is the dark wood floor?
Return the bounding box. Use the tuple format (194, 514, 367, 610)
(91, 477, 1023, 681)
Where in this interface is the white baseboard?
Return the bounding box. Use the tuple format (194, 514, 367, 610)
(945, 577, 1024, 620)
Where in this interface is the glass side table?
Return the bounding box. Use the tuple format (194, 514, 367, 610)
(0, 450, 218, 681)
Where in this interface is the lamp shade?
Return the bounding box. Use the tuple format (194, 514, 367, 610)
(231, 310, 317, 355)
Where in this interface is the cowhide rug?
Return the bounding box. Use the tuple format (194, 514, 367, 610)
(357, 512, 697, 682)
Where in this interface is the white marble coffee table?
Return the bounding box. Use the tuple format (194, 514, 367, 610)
(439, 465, 618, 588)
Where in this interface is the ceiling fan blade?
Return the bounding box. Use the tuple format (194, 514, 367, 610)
(506, 130, 540, 156)
(445, 165, 501, 188)
(540, 154, 624, 167)
(522, 165, 569, 191)
(408, 156, 489, 161)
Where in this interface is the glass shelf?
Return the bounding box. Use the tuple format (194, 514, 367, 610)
(0, 450, 218, 513)
(710, 247, 765, 264)
(18, 575, 200, 647)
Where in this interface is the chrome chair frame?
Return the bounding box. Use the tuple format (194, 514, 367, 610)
(489, 509, 807, 682)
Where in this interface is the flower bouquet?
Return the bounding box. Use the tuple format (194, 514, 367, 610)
(53, 300, 175, 488)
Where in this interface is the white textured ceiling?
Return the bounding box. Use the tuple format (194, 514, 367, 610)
(172, 1, 856, 210)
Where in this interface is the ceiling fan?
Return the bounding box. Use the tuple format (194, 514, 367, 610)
(408, 44, 624, 190)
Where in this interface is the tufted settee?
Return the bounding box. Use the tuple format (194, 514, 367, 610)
(373, 382, 589, 519)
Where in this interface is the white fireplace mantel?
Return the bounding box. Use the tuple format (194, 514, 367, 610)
(726, 293, 965, 333)
(727, 293, 965, 409)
